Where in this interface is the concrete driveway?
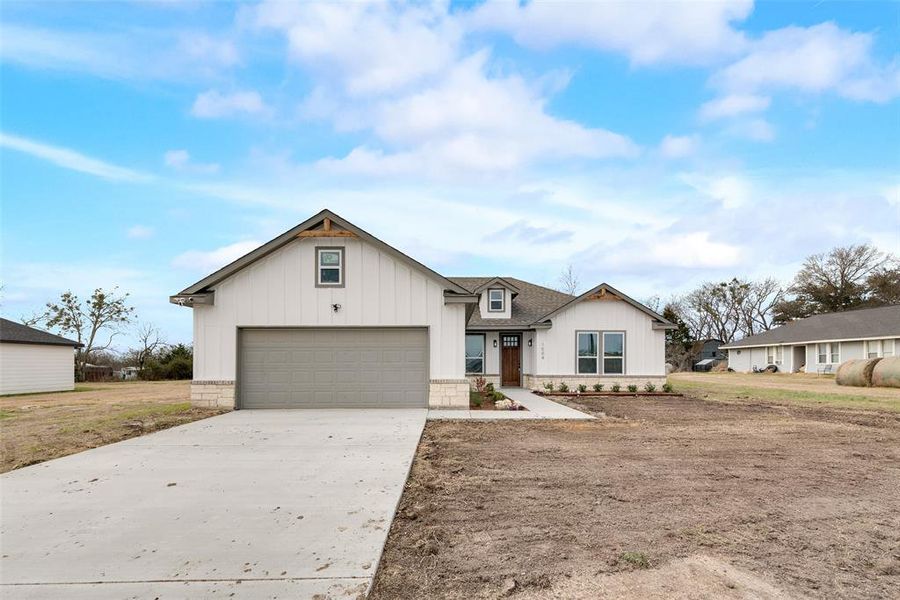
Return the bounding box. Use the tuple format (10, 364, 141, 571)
(0, 409, 426, 599)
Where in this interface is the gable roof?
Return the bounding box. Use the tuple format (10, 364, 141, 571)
(0, 318, 81, 347)
(470, 277, 521, 295)
(175, 209, 471, 297)
(449, 277, 573, 329)
(721, 304, 900, 349)
(532, 283, 674, 329)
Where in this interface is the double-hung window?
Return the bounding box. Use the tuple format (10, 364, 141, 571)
(488, 289, 504, 312)
(465, 334, 485, 374)
(884, 340, 895, 357)
(576, 332, 598, 374)
(767, 346, 775, 365)
(817, 343, 827, 364)
(830, 342, 840, 364)
(317, 248, 344, 286)
(602, 332, 625, 375)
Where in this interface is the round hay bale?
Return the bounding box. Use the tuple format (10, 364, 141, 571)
(836, 358, 882, 387)
(872, 356, 900, 388)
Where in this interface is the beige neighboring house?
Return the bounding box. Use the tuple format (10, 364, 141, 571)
(0, 318, 81, 395)
(722, 304, 900, 374)
(171, 209, 673, 410)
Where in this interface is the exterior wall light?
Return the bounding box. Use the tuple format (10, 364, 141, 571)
(493, 339, 498, 348)
(528, 339, 533, 347)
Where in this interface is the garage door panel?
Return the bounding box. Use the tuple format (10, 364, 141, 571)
(240, 328, 428, 408)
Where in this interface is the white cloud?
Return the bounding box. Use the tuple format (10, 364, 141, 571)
(0, 23, 239, 81)
(252, 0, 460, 95)
(726, 118, 776, 142)
(171, 240, 262, 272)
(681, 173, 751, 209)
(163, 149, 220, 174)
(315, 52, 638, 176)
(191, 90, 267, 119)
(658, 135, 698, 159)
(466, 0, 752, 66)
(127, 225, 155, 240)
(713, 22, 900, 102)
(698, 94, 770, 121)
(0, 132, 152, 182)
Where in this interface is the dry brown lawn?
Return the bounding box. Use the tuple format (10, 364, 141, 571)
(0, 381, 227, 473)
(371, 393, 900, 599)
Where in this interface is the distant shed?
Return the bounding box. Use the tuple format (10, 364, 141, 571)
(0, 318, 81, 395)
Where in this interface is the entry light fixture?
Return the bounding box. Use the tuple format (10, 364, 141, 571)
(493, 339, 498, 348)
(332, 303, 342, 313)
(528, 339, 533, 347)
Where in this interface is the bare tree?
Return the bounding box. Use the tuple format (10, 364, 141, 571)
(557, 264, 580, 295)
(775, 244, 889, 321)
(19, 311, 46, 327)
(133, 322, 164, 374)
(43, 288, 135, 380)
(675, 278, 785, 344)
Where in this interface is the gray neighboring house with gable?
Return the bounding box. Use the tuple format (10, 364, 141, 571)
(722, 305, 900, 373)
(172, 209, 673, 410)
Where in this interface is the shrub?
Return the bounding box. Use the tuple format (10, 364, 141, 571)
(485, 382, 495, 393)
(619, 551, 650, 569)
(491, 390, 505, 402)
(470, 391, 483, 407)
(611, 383, 621, 392)
(543, 381, 555, 392)
(662, 382, 673, 393)
(577, 384, 587, 393)
(474, 376, 487, 394)
(644, 382, 656, 392)
(558, 382, 569, 392)
(593, 383, 604, 392)
(627, 384, 638, 393)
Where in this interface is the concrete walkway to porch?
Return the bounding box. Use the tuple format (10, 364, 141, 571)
(428, 388, 594, 420)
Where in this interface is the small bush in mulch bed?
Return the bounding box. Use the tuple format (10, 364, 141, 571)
(619, 551, 651, 569)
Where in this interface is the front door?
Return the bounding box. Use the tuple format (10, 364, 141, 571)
(501, 334, 521, 387)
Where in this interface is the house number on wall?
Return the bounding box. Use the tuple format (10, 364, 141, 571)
(540, 343, 545, 360)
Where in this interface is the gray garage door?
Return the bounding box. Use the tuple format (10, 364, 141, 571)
(239, 328, 428, 408)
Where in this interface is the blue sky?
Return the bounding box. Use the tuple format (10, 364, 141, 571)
(1, 0, 898, 349)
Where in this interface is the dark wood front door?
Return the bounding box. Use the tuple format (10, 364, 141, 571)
(501, 334, 521, 387)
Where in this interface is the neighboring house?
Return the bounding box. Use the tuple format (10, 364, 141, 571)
(721, 305, 900, 373)
(0, 318, 81, 395)
(171, 209, 673, 410)
(691, 339, 726, 371)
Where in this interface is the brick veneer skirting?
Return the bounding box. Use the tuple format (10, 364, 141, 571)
(524, 374, 666, 391)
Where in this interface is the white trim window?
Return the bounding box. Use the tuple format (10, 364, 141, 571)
(866, 340, 882, 359)
(576, 331, 599, 374)
(767, 346, 775, 365)
(817, 343, 828, 364)
(885, 340, 895, 357)
(602, 332, 625, 375)
(465, 334, 485, 374)
(830, 342, 840, 364)
(317, 248, 343, 286)
(488, 289, 504, 312)
(775, 346, 783, 365)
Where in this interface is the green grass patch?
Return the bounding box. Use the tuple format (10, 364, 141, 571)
(675, 379, 900, 412)
(619, 551, 650, 569)
(59, 402, 194, 434)
(0, 409, 18, 420)
(1, 385, 104, 398)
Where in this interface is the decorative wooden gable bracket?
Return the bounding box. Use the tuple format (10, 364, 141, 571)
(586, 288, 621, 302)
(297, 217, 358, 238)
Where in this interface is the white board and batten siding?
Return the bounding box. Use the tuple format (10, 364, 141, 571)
(534, 299, 666, 376)
(0, 343, 75, 395)
(192, 236, 466, 382)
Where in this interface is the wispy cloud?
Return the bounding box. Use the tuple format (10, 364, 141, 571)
(164, 149, 220, 174)
(191, 89, 267, 119)
(171, 240, 263, 272)
(1, 132, 152, 182)
(127, 225, 155, 240)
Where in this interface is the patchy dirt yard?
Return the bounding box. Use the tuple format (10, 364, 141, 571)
(371, 395, 900, 599)
(0, 381, 227, 473)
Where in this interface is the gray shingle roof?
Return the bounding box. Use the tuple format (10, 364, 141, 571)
(0, 318, 81, 347)
(721, 304, 900, 348)
(448, 277, 573, 329)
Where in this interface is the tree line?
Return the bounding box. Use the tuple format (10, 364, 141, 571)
(20, 288, 191, 382)
(646, 244, 899, 371)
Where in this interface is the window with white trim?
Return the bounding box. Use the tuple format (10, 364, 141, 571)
(817, 343, 827, 364)
(317, 248, 343, 286)
(866, 340, 882, 359)
(488, 289, 504, 312)
(577, 331, 598, 374)
(775, 346, 783, 364)
(465, 334, 485, 374)
(767, 346, 775, 365)
(830, 342, 840, 364)
(603, 332, 625, 374)
(884, 340, 895, 357)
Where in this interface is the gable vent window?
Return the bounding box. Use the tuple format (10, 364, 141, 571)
(488, 289, 504, 312)
(317, 247, 344, 287)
